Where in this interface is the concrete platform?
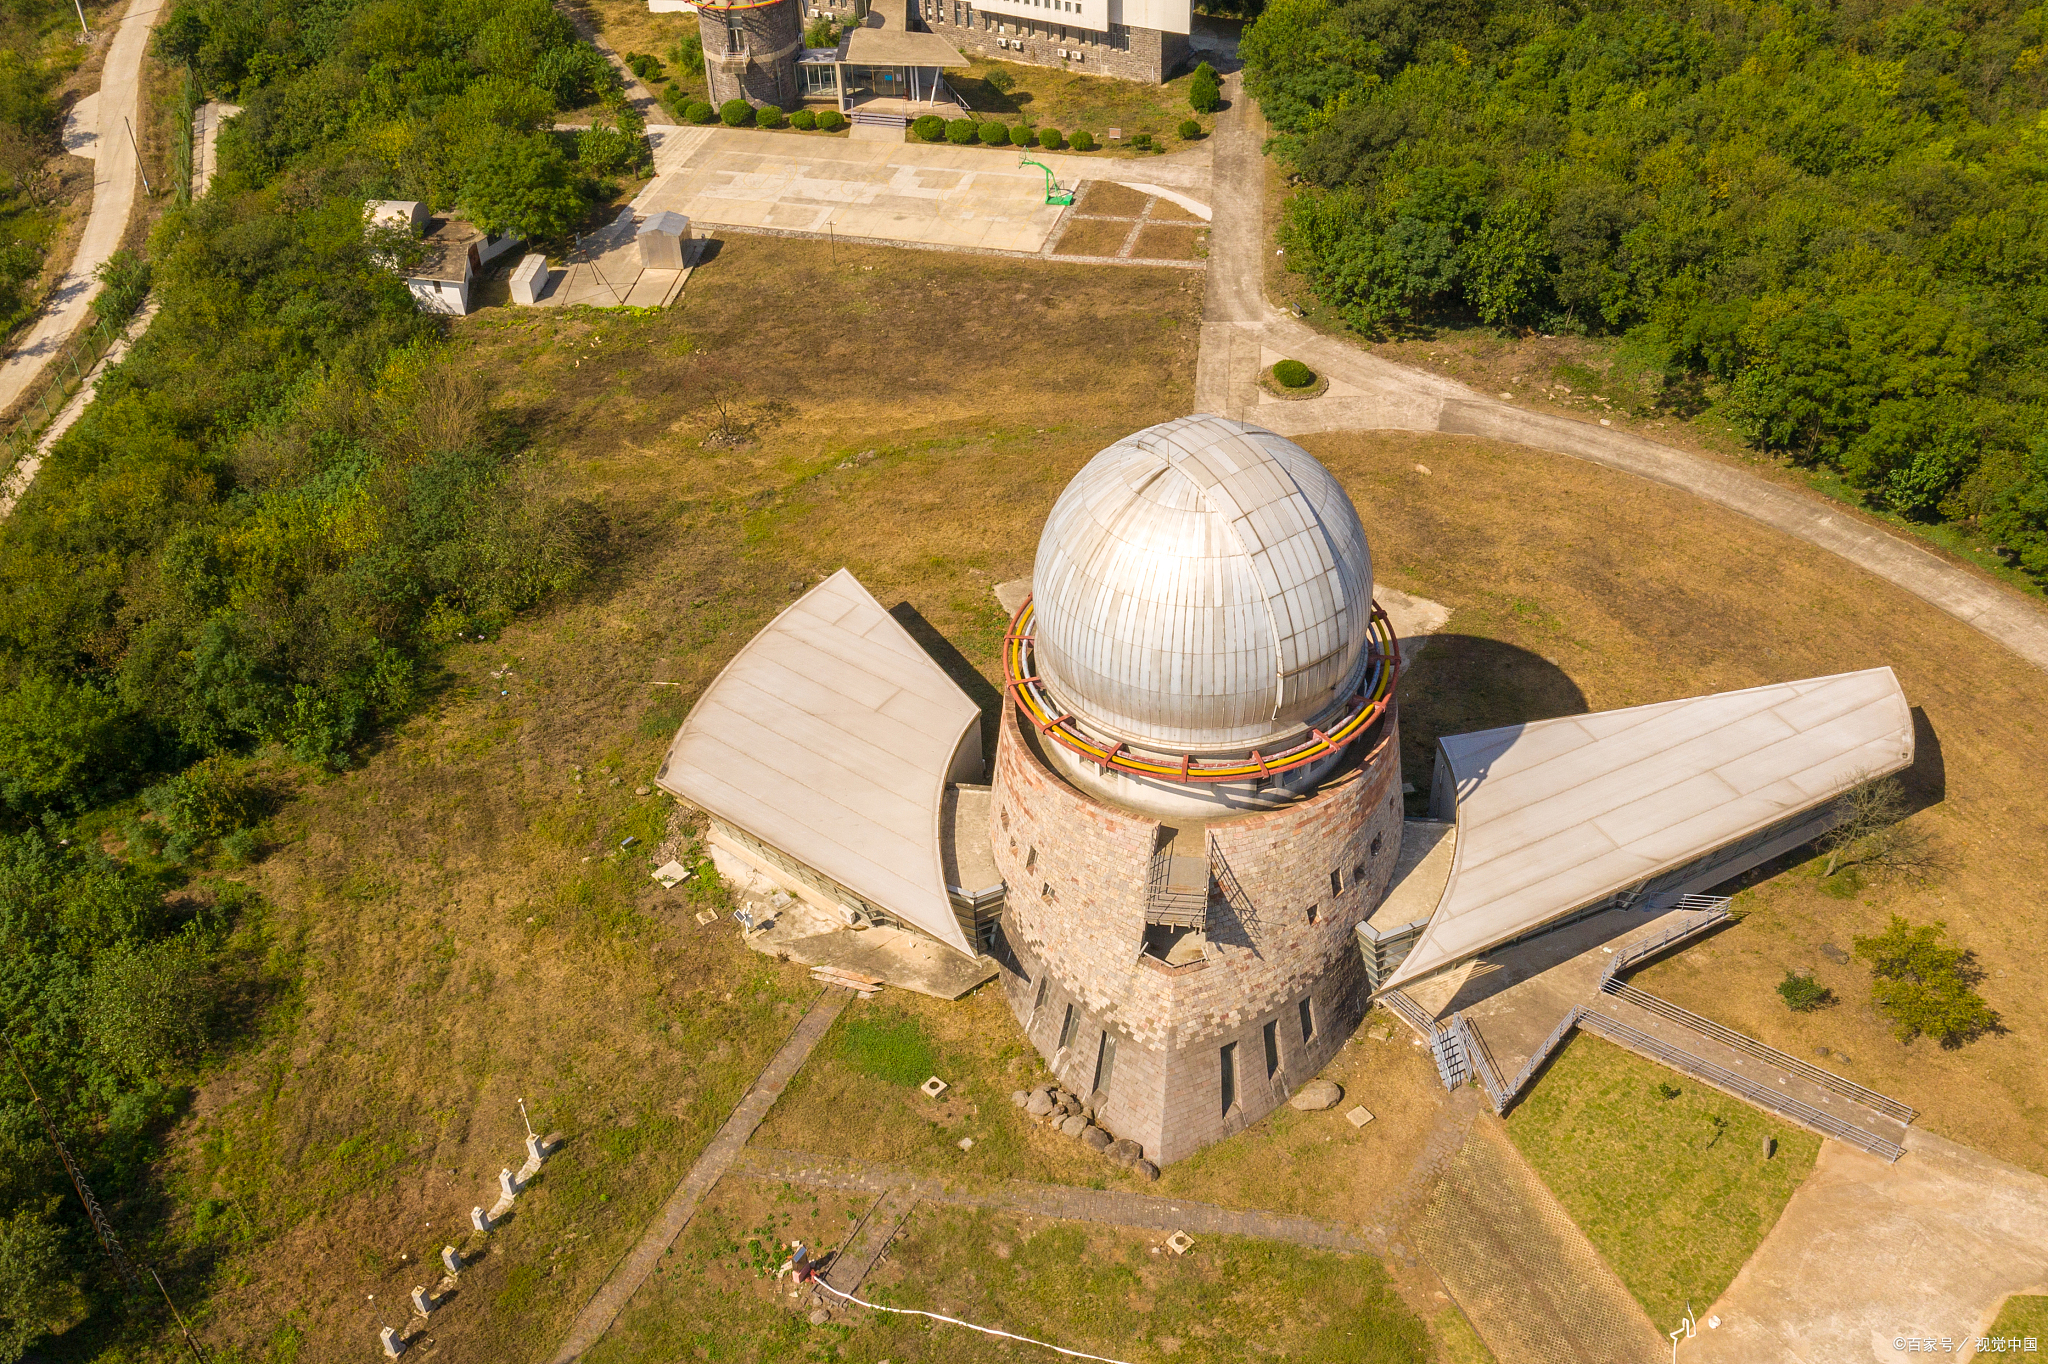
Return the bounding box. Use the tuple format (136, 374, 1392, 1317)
(528, 207, 692, 310)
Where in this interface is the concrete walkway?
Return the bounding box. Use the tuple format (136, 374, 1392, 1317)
(1690, 1127, 2048, 1362)
(0, 297, 156, 518)
(0, 0, 164, 422)
(544, 988, 852, 1363)
(1194, 72, 2048, 676)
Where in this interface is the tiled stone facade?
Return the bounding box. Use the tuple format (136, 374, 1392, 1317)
(991, 695, 1404, 1164)
(700, 0, 805, 108)
(816, 0, 1189, 83)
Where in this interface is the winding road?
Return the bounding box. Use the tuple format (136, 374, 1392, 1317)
(1196, 73, 2048, 675)
(0, 0, 164, 422)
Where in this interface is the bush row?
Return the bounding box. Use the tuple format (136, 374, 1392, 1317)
(679, 101, 845, 132)
(912, 117, 1081, 150)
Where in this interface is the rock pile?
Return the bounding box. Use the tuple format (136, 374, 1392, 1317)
(1013, 1086, 1158, 1181)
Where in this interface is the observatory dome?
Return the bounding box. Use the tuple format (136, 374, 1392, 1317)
(1030, 415, 1375, 755)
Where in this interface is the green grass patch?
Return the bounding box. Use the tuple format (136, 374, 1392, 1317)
(1987, 1295, 2048, 1342)
(1505, 1034, 1820, 1329)
(837, 1008, 940, 1086)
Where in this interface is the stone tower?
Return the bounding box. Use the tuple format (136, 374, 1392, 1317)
(697, 0, 803, 109)
(991, 415, 1405, 1165)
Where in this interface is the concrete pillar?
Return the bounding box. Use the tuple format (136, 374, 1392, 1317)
(380, 1326, 406, 1357)
(471, 1206, 491, 1233)
(499, 1167, 520, 1199)
(525, 1132, 547, 1165)
(441, 1245, 461, 1275)
(410, 1285, 434, 1315)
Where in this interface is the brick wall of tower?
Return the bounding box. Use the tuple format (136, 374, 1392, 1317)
(990, 696, 1403, 1164)
(701, 0, 804, 108)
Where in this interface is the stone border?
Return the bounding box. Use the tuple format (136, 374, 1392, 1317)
(1258, 368, 1329, 401)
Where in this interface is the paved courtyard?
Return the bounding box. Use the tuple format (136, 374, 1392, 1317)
(633, 126, 1210, 256)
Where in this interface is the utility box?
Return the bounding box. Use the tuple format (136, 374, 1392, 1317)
(510, 254, 550, 306)
(637, 211, 691, 270)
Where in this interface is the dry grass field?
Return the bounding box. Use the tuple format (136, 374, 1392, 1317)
(159, 223, 2048, 1364)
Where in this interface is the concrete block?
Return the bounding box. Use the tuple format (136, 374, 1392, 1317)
(471, 1205, 491, 1233)
(410, 1285, 434, 1315)
(638, 211, 690, 270)
(499, 1167, 520, 1199)
(509, 254, 550, 306)
(380, 1325, 407, 1357)
(441, 1245, 461, 1275)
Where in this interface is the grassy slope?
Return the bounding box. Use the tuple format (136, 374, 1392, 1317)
(1502, 1035, 1821, 1329)
(591, 1187, 1433, 1364)
(166, 237, 1200, 1363)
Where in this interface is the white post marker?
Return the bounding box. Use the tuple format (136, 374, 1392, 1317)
(519, 1097, 535, 1139)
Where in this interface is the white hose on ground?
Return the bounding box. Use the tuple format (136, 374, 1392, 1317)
(811, 1280, 1136, 1364)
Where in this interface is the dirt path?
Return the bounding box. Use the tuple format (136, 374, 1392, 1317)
(1690, 1127, 2048, 1362)
(0, 296, 155, 517)
(0, 0, 163, 422)
(1195, 72, 2048, 676)
(544, 988, 852, 1364)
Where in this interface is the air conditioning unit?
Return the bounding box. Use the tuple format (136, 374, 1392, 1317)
(1057, 47, 1067, 57)
(1072, 50, 1082, 60)
(997, 35, 1008, 46)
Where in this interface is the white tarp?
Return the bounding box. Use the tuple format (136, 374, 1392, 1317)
(1381, 668, 1914, 992)
(656, 570, 981, 956)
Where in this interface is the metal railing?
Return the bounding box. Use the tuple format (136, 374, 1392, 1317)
(1501, 1005, 1583, 1103)
(1457, 1014, 1511, 1112)
(1602, 900, 1732, 985)
(1144, 850, 1208, 929)
(1578, 1010, 1904, 1162)
(1429, 1020, 1468, 1091)
(1379, 989, 1435, 1039)
(1601, 980, 1917, 1123)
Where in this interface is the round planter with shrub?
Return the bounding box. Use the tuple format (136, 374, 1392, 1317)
(756, 104, 785, 129)
(790, 108, 816, 130)
(720, 98, 754, 127)
(913, 114, 947, 141)
(1273, 359, 1315, 388)
(979, 120, 1009, 145)
(1261, 359, 1327, 399)
(946, 118, 978, 144)
(686, 102, 717, 125)
(818, 109, 847, 131)
(1037, 127, 1063, 150)
(1068, 129, 1095, 151)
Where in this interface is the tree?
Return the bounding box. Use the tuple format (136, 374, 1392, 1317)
(1852, 916, 1998, 1047)
(1189, 61, 1220, 114)
(1820, 777, 1940, 879)
(0, 1209, 81, 1364)
(0, 674, 135, 814)
(1775, 971, 1833, 1012)
(461, 133, 582, 241)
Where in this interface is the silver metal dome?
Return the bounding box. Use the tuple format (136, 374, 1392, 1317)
(1031, 415, 1375, 754)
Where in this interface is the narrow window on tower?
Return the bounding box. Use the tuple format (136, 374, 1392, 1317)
(1370, 831, 1383, 857)
(1306, 902, 1320, 924)
(1299, 997, 1315, 1043)
(1058, 1004, 1079, 1052)
(1025, 846, 1037, 872)
(1263, 1019, 1279, 1078)
(1353, 863, 1368, 885)
(1219, 1042, 1238, 1114)
(1329, 869, 1343, 896)
(1093, 1029, 1117, 1093)
(1032, 976, 1049, 1018)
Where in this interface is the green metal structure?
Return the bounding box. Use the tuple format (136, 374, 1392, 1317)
(1020, 153, 1075, 206)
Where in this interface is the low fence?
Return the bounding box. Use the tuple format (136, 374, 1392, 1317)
(1579, 1009, 1906, 1162)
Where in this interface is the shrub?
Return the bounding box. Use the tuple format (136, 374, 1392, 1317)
(1178, 118, 1201, 140)
(804, 15, 839, 45)
(1776, 971, 1835, 1013)
(1853, 916, 1999, 1047)
(686, 101, 717, 125)
(719, 98, 754, 127)
(912, 113, 946, 141)
(671, 32, 705, 76)
(790, 108, 816, 130)
(1131, 131, 1152, 149)
(755, 103, 785, 129)
(1189, 61, 1220, 113)
(1068, 129, 1095, 151)
(624, 51, 663, 81)
(1272, 358, 1315, 388)
(1037, 126, 1063, 150)
(946, 118, 977, 144)
(979, 120, 1009, 145)
(818, 109, 846, 131)
(984, 68, 1016, 95)
(1011, 124, 1034, 148)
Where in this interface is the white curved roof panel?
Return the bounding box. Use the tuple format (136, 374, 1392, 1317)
(1381, 668, 1914, 992)
(655, 570, 979, 957)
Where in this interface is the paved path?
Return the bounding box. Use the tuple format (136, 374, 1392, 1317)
(1690, 1127, 2048, 1362)
(1195, 73, 2048, 675)
(0, 0, 164, 422)
(0, 297, 156, 518)
(731, 1146, 1377, 1251)
(544, 989, 851, 1364)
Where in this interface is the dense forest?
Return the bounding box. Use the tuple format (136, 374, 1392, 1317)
(0, 1, 629, 1357)
(1242, 0, 2048, 577)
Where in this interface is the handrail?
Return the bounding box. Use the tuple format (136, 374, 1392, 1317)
(1601, 980, 1917, 1123)
(1579, 1011, 1903, 1162)
(1603, 903, 1731, 985)
(1457, 1014, 1511, 1112)
(1502, 1005, 1582, 1101)
(1379, 990, 1435, 1040)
